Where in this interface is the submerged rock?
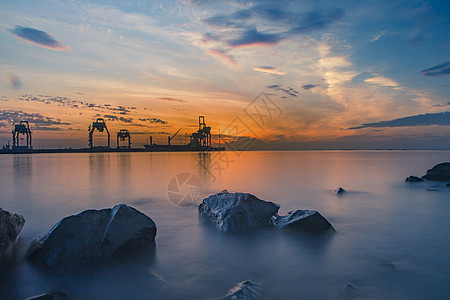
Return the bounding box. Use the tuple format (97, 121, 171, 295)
(198, 191, 279, 232)
(405, 176, 425, 182)
(421, 162, 450, 181)
(223, 280, 261, 300)
(334, 187, 346, 195)
(24, 290, 69, 300)
(0, 208, 25, 258)
(275, 210, 334, 233)
(26, 204, 156, 266)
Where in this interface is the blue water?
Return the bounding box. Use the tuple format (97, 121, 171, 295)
(0, 151, 449, 299)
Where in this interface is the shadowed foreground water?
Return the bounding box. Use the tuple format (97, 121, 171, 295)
(0, 151, 449, 299)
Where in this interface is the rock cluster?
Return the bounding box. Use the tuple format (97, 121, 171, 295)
(406, 162, 450, 183)
(198, 191, 334, 234)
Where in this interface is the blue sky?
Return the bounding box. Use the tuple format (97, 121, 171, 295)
(0, 0, 449, 149)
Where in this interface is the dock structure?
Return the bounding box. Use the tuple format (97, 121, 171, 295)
(12, 121, 32, 150)
(117, 129, 131, 149)
(88, 118, 110, 149)
(188, 116, 211, 148)
(1, 115, 226, 154)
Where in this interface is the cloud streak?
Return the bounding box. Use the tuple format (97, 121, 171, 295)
(349, 112, 450, 129)
(253, 66, 285, 75)
(420, 61, 450, 77)
(202, 7, 344, 48)
(9, 26, 70, 51)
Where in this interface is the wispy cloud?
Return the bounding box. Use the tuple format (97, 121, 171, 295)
(420, 61, 450, 77)
(267, 84, 298, 97)
(201, 6, 344, 49)
(301, 84, 320, 90)
(6, 74, 22, 89)
(349, 112, 450, 129)
(139, 118, 168, 124)
(9, 26, 70, 51)
(155, 97, 187, 103)
(253, 66, 285, 75)
(206, 48, 236, 65)
(0, 110, 71, 130)
(364, 76, 399, 88)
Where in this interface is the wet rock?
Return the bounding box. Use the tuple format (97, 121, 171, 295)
(343, 283, 356, 290)
(223, 280, 261, 300)
(198, 191, 279, 232)
(0, 208, 25, 258)
(405, 176, 424, 182)
(275, 210, 334, 233)
(26, 204, 156, 266)
(334, 187, 346, 195)
(421, 162, 450, 181)
(24, 290, 69, 300)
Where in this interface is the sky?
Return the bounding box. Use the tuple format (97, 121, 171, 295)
(0, 0, 449, 149)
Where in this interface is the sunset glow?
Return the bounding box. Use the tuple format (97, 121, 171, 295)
(1, 1, 449, 149)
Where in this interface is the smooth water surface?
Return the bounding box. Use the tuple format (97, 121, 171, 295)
(0, 151, 449, 299)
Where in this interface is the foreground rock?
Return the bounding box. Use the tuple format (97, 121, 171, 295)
(275, 210, 334, 233)
(0, 208, 25, 258)
(26, 204, 156, 266)
(198, 191, 279, 232)
(405, 176, 424, 182)
(421, 162, 450, 181)
(24, 290, 69, 300)
(223, 280, 261, 300)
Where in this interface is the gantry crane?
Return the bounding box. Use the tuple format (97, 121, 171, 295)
(88, 118, 110, 148)
(12, 121, 32, 149)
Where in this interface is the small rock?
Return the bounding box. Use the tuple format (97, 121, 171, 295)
(275, 210, 334, 233)
(198, 191, 280, 232)
(343, 283, 356, 290)
(0, 208, 25, 258)
(421, 162, 450, 181)
(334, 187, 346, 195)
(26, 204, 156, 266)
(405, 176, 424, 182)
(446, 183, 450, 187)
(223, 280, 261, 300)
(24, 290, 69, 300)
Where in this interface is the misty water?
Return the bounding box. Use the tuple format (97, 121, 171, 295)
(1, 151, 449, 299)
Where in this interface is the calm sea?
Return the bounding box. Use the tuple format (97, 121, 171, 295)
(0, 151, 449, 299)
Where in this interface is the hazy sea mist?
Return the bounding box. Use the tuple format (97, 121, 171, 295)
(1, 150, 449, 299)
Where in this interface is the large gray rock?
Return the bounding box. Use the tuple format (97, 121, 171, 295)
(198, 191, 279, 232)
(26, 204, 156, 266)
(275, 210, 334, 233)
(421, 162, 450, 181)
(223, 280, 261, 300)
(0, 208, 25, 258)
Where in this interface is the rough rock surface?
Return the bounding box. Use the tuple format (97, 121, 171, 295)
(26, 204, 156, 266)
(405, 176, 425, 182)
(275, 210, 334, 233)
(24, 290, 69, 300)
(421, 162, 450, 181)
(0, 208, 25, 257)
(223, 280, 261, 300)
(334, 187, 347, 195)
(198, 191, 279, 232)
